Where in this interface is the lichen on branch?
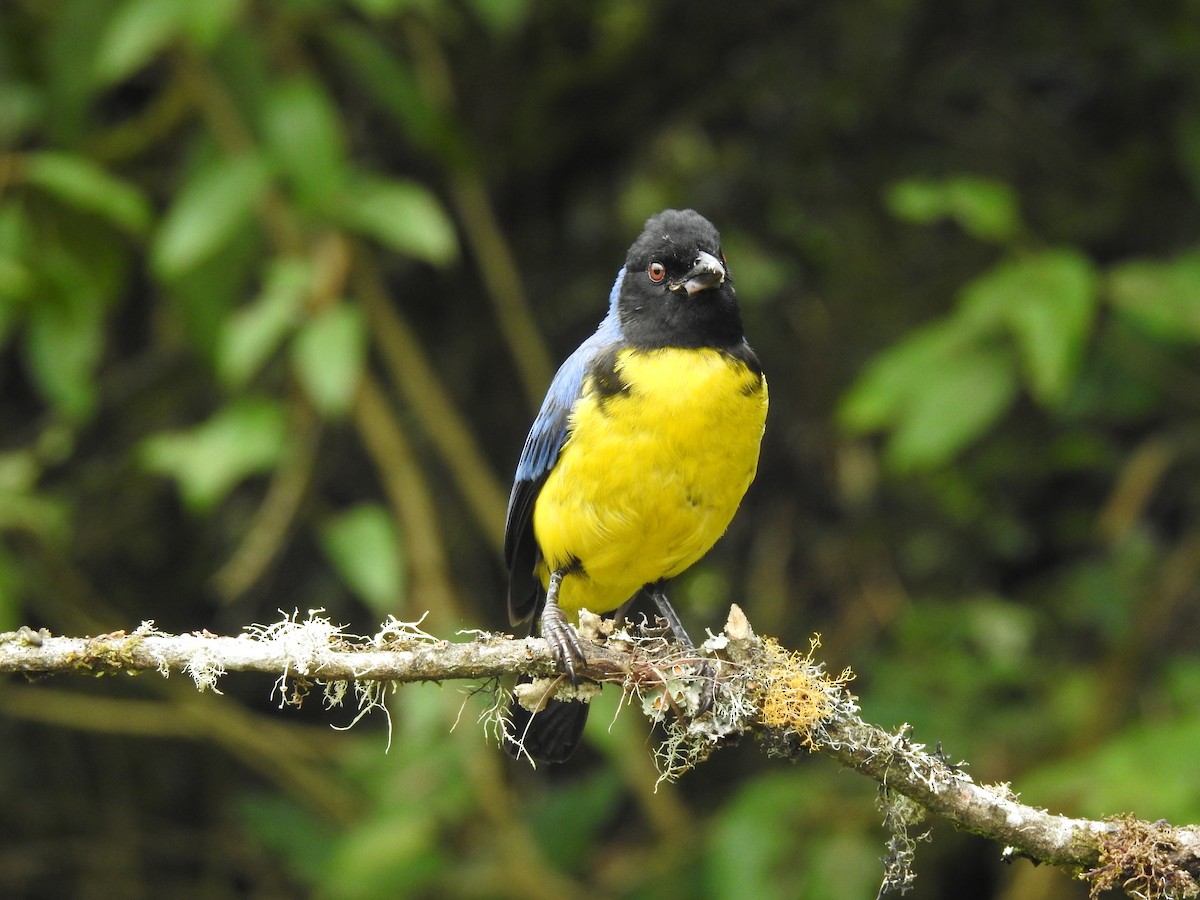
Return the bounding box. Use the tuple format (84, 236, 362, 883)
(2, 607, 1199, 899)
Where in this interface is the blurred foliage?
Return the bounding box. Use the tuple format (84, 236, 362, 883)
(3, 1, 1200, 898)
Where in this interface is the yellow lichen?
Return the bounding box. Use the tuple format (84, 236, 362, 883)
(755, 636, 852, 742)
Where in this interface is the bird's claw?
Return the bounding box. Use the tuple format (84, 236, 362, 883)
(694, 659, 717, 716)
(541, 602, 586, 683)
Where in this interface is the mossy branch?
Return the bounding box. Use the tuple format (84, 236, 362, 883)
(2, 609, 1197, 899)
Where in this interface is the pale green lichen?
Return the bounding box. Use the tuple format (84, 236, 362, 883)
(240, 609, 442, 750)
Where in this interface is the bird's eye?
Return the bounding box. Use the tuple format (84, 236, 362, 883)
(648, 262, 666, 283)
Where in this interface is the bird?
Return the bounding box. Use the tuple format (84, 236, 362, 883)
(503, 208, 768, 764)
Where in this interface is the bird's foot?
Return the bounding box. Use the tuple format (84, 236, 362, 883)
(643, 588, 717, 715)
(628, 610, 718, 716)
(540, 600, 586, 683)
(693, 658, 717, 716)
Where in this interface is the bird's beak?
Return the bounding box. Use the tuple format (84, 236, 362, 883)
(671, 250, 726, 295)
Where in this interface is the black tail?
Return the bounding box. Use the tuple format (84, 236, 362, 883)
(504, 677, 590, 764)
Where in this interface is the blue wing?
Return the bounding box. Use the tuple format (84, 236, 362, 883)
(505, 268, 626, 626)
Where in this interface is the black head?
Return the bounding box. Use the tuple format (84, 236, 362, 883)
(617, 209, 745, 349)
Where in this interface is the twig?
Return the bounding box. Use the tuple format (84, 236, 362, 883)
(356, 258, 509, 551)
(0, 620, 574, 685)
(351, 376, 463, 627)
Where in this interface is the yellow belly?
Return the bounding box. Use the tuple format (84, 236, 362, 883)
(532, 346, 768, 617)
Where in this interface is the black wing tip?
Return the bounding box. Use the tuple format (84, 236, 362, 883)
(506, 578, 541, 628)
(504, 694, 590, 764)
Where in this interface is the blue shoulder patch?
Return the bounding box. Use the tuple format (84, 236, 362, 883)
(504, 267, 626, 625)
(510, 268, 625, 488)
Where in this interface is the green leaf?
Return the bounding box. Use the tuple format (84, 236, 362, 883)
(239, 795, 336, 886)
(1021, 709, 1200, 822)
(319, 811, 444, 900)
(886, 176, 1021, 243)
(166, 220, 262, 358)
(0, 258, 34, 306)
(800, 833, 893, 900)
(840, 319, 980, 433)
(709, 770, 847, 899)
(290, 305, 366, 417)
(325, 172, 457, 265)
(718, 232, 789, 302)
(885, 178, 961, 224)
(944, 177, 1022, 242)
(524, 769, 624, 872)
(0, 451, 69, 541)
(959, 250, 1097, 405)
(262, 78, 348, 208)
(0, 202, 31, 306)
(1174, 111, 1200, 201)
(348, 0, 417, 15)
(94, 0, 239, 77)
(22, 152, 153, 236)
(152, 154, 269, 280)
(466, 0, 531, 34)
(0, 489, 70, 541)
(0, 545, 23, 631)
(216, 258, 310, 388)
(324, 24, 453, 159)
(25, 298, 106, 421)
(319, 504, 404, 612)
(886, 345, 1018, 471)
(1108, 250, 1200, 343)
(140, 397, 288, 512)
(95, 0, 188, 85)
(0, 202, 30, 261)
(180, 0, 244, 48)
(0, 82, 42, 146)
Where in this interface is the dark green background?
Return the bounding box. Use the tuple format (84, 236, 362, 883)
(3, 1, 1200, 897)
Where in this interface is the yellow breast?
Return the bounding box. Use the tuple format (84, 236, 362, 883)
(533, 346, 768, 617)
